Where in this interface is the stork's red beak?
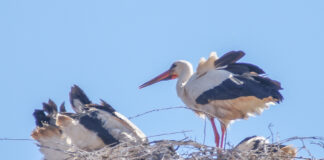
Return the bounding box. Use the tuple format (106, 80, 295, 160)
(139, 70, 178, 89)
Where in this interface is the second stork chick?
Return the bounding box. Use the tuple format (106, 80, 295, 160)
(56, 85, 147, 151)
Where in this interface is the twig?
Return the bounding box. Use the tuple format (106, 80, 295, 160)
(147, 130, 192, 138)
(268, 123, 274, 143)
(311, 141, 324, 149)
(128, 105, 215, 120)
(0, 138, 34, 141)
(128, 106, 187, 119)
(203, 117, 206, 145)
(300, 139, 314, 159)
(279, 136, 324, 144)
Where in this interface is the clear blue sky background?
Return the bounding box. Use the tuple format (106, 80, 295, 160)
(0, 0, 323, 159)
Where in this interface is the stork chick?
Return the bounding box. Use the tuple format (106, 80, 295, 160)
(31, 100, 71, 160)
(56, 85, 147, 151)
(235, 136, 297, 160)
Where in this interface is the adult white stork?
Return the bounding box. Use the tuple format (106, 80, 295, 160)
(139, 51, 283, 148)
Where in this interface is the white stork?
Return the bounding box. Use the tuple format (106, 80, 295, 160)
(31, 100, 71, 160)
(32, 85, 147, 159)
(139, 51, 283, 148)
(235, 136, 296, 160)
(56, 85, 147, 150)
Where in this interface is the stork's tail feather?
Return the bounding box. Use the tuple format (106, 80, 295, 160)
(253, 76, 284, 103)
(69, 85, 92, 113)
(99, 99, 116, 113)
(59, 102, 66, 112)
(33, 99, 59, 127)
(33, 109, 50, 127)
(42, 99, 58, 116)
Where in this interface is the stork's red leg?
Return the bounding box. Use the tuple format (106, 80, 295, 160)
(209, 118, 220, 147)
(220, 123, 226, 149)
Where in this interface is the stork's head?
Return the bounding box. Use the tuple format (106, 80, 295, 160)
(139, 60, 192, 89)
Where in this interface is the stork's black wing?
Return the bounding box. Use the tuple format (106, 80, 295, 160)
(214, 51, 245, 68)
(196, 75, 283, 105)
(223, 63, 265, 75)
(69, 85, 92, 113)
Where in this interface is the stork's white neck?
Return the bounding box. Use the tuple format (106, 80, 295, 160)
(175, 61, 193, 97)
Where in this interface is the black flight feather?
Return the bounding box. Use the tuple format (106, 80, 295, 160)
(224, 63, 265, 75)
(214, 51, 245, 68)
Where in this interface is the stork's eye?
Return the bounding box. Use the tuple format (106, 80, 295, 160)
(170, 64, 177, 70)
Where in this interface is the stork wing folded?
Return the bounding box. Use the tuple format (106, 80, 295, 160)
(196, 75, 283, 105)
(73, 111, 120, 146)
(68, 85, 147, 144)
(223, 62, 265, 75)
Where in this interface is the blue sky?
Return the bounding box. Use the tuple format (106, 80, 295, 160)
(1, 0, 323, 159)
